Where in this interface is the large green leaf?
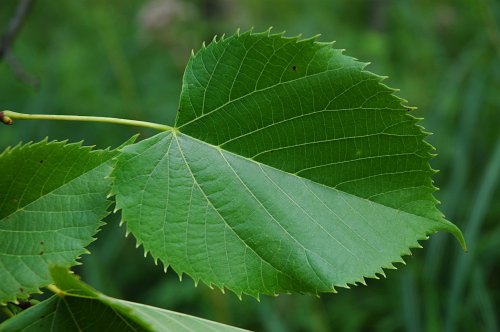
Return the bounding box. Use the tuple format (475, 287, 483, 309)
(0, 266, 246, 332)
(112, 30, 465, 297)
(0, 140, 117, 304)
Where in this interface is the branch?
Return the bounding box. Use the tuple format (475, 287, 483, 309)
(0, 0, 36, 59)
(5, 52, 39, 88)
(0, 0, 39, 88)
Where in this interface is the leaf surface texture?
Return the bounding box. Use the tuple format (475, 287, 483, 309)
(112, 31, 465, 296)
(0, 140, 116, 303)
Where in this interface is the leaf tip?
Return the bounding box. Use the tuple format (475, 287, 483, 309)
(429, 218, 467, 252)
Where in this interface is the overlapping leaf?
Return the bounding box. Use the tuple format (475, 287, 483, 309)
(0, 266, 245, 332)
(0, 140, 118, 304)
(112, 30, 465, 297)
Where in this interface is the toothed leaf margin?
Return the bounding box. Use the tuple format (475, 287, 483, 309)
(0, 139, 121, 304)
(112, 30, 465, 298)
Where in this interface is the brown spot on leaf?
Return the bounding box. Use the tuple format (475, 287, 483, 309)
(292, 65, 297, 71)
(19, 288, 24, 293)
(39, 251, 44, 255)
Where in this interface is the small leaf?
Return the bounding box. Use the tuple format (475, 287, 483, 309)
(112, 30, 465, 297)
(0, 266, 247, 332)
(0, 140, 118, 304)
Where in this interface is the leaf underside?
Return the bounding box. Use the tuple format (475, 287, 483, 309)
(0, 266, 245, 332)
(112, 30, 465, 297)
(0, 140, 117, 304)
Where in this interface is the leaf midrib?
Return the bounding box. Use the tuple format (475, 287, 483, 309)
(164, 130, 459, 292)
(174, 131, 445, 225)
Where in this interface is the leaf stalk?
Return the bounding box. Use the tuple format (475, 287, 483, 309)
(0, 110, 173, 131)
(46, 284, 64, 296)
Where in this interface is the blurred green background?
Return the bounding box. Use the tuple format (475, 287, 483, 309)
(1, 0, 499, 331)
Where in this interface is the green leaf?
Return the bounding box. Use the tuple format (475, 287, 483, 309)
(0, 140, 118, 304)
(112, 30, 465, 297)
(0, 266, 246, 332)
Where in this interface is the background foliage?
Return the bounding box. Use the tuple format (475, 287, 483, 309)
(1, 1, 499, 331)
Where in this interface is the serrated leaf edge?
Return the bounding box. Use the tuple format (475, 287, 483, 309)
(0, 139, 121, 304)
(109, 29, 466, 299)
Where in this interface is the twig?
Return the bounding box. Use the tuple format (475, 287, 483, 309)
(0, 0, 38, 88)
(0, 0, 36, 59)
(5, 51, 39, 88)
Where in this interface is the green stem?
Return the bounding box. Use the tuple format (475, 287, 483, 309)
(0, 110, 173, 131)
(46, 284, 64, 296)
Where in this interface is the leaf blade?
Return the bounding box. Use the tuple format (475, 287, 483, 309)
(113, 30, 465, 297)
(177, 31, 444, 222)
(0, 266, 247, 332)
(0, 140, 117, 304)
(114, 131, 461, 296)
